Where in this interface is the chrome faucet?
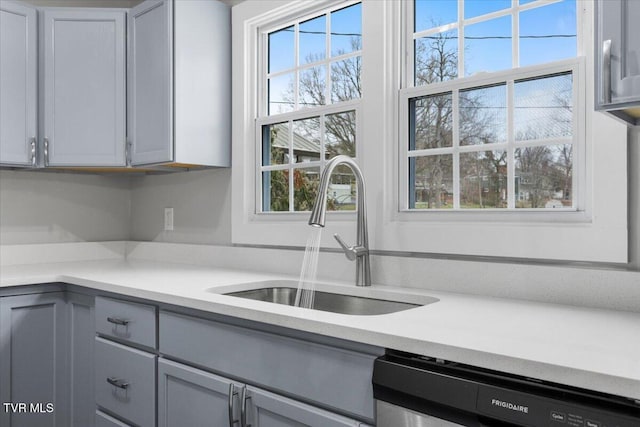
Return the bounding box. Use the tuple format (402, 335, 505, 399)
(308, 155, 371, 287)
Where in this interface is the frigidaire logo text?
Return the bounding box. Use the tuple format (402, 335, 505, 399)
(491, 399, 529, 414)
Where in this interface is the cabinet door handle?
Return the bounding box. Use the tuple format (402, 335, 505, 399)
(106, 377, 129, 389)
(240, 386, 251, 427)
(107, 317, 130, 326)
(29, 137, 37, 167)
(43, 138, 49, 167)
(603, 39, 612, 104)
(228, 383, 239, 426)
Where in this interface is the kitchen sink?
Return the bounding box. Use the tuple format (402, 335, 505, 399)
(221, 281, 437, 315)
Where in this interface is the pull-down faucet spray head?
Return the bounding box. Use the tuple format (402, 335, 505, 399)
(307, 155, 371, 286)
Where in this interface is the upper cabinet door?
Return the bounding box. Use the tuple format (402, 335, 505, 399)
(129, 0, 173, 166)
(596, 0, 640, 122)
(42, 10, 126, 166)
(0, 1, 37, 167)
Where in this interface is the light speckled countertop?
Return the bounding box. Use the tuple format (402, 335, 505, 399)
(1, 258, 639, 402)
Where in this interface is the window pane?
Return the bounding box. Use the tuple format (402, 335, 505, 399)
(514, 72, 572, 141)
(268, 26, 294, 73)
(293, 167, 320, 211)
(415, 30, 458, 85)
(460, 84, 507, 145)
(263, 170, 289, 212)
(464, 0, 511, 19)
(293, 117, 321, 163)
(262, 122, 289, 166)
(515, 144, 573, 208)
(460, 151, 507, 208)
(299, 66, 326, 108)
(299, 15, 326, 65)
(409, 155, 454, 209)
(331, 3, 362, 57)
(519, 0, 576, 67)
(268, 73, 294, 114)
(326, 110, 356, 159)
(331, 56, 361, 103)
(328, 164, 356, 211)
(411, 93, 453, 150)
(415, 0, 457, 32)
(464, 16, 512, 76)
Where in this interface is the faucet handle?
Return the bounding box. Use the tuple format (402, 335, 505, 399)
(334, 233, 357, 261)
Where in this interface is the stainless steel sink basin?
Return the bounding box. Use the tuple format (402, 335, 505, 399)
(225, 286, 429, 315)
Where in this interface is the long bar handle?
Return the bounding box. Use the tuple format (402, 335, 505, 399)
(29, 137, 37, 167)
(603, 39, 612, 104)
(107, 316, 130, 326)
(43, 138, 49, 167)
(228, 383, 239, 427)
(106, 377, 129, 389)
(240, 386, 251, 427)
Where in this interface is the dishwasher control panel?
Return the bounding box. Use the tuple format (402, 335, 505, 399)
(373, 351, 640, 427)
(477, 385, 637, 427)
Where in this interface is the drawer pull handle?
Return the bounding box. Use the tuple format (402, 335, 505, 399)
(107, 377, 129, 390)
(228, 383, 239, 426)
(107, 317, 130, 326)
(240, 386, 251, 427)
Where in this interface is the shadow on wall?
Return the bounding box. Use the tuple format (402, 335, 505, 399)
(128, 168, 232, 245)
(0, 170, 131, 245)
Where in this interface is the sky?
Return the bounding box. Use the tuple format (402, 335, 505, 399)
(266, 0, 576, 114)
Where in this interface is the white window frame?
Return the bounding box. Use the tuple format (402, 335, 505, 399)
(232, 0, 628, 263)
(399, 58, 584, 216)
(256, 0, 363, 215)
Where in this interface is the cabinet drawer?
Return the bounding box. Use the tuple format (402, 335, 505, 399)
(160, 311, 379, 422)
(96, 296, 156, 348)
(95, 337, 156, 427)
(96, 410, 132, 427)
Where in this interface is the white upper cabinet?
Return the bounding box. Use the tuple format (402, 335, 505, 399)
(42, 9, 126, 166)
(595, 0, 640, 125)
(129, 0, 231, 167)
(0, 1, 37, 167)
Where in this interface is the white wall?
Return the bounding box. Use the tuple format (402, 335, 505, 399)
(0, 170, 130, 244)
(129, 168, 232, 245)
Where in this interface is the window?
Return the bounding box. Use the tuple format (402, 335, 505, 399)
(403, 0, 579, 211)
(232, 0, 627, 262)
(258, 2, 362, 213)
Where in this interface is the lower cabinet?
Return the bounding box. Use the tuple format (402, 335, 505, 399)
(157, 358, 363, 427)
(0, 292, 68, 427)
(96, 410, 132, 427)
(157, 358, 242, 427)
(95, 337, 156, 427)
(0, 290, 94, 427)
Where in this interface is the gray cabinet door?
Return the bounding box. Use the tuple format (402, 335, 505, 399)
(0, 0, 37, 166)
(157, 358, 242, 427)
(596, 0, 640, 109)
(129, 0, 173, 165)
(68, 292, 95, 427)
(0, 292, 69, 427)
(42, 9, 126, 166)
(246, 386, 361, 427)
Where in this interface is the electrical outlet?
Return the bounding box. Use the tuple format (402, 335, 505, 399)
(164, 207, 174, 231)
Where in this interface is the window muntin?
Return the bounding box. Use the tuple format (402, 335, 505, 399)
(260, 2, 361, 214)
(405, 0, 578, 211)
(265, 2, 362, 115)
(404, 64, 578, 211)
(411, 0, 577, 85)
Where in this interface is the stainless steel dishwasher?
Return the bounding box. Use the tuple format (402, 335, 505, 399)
(373, 350, 640, 427)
